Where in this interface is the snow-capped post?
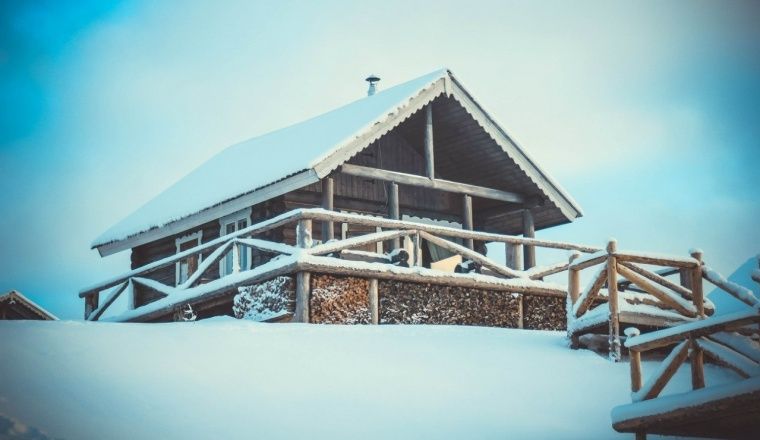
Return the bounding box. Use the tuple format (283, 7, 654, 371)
(607, 239, 621, 362)
(387, 182, 400, 249)
(368, 278, 379, 325)
(624, 328, 642, 391)
(294, 218, 312, 323)
(567, 252, 580, 347)
(424, 104, 434, 179)
(522, 209, 536, 269)
(321, 177, 334, 241)
(462, 194, 474, 250)
(690, 249, 705, 318)
(689, 336, 705, 389)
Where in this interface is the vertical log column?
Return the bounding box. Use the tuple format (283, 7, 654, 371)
(690, 249, 705, 318)
(321, 177, 334, 242)
(424, 104, 434, 179)
(506, 242, 524, 328)
(607, 239, 621, 362)
(522, 209, 536, 269)
(567, 252, 580, 347)
(84, 293, 100, 320)
(368, 279, 379, 325)
(690, 337, 705, 389)
(294, 219, 312, 323)
(462, 194, 474, 250)
(388, 182, 400, 250)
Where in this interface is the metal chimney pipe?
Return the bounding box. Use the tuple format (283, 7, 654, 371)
(365, 74, 380, 96)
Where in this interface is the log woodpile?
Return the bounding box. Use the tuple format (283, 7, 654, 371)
(310, 274, 370, 324)
(233, 276, 295, 320)
(523, 295, 566, 331)
(378, 280, 521, 327)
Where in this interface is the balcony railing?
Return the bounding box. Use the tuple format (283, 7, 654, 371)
(80, 208, 601, 322)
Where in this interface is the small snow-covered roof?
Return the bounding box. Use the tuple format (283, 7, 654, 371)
(0, 290, 58, 320)
(93, 68, 582, 256)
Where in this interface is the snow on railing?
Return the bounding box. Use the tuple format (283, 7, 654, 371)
(567, 242, 710, 362)
(622, 309, 760, 411)
(81, 208, 599, 322)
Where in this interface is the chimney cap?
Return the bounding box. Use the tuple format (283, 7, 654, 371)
(365, 74, 381, 83)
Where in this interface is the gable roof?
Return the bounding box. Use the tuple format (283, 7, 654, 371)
(93, 68, 582, 256)
(0, 290, 59, 320)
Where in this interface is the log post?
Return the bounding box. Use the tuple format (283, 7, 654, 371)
(522, 209, 536, 269)
(424, 104, 434, 179)
(414, 232, 423, 267)
(607, 239, 621, 362)
(506, 243, 524, 329)
(630, 349, 643, 392)
(294, 271, 311, 323)
(505, 243, 523, 271)
(690, 337, 705, 389)
(321, 177, 334, 242)
(84, 293, 99, 320)
(388, 182, 400, 250)
(462, 194, 474, 250)
(232, 240, 241, 273)
(690, 249, 705, 318)
(369, 278, 379, 325)
(294, 218, 312, 323)
(568, 252, 581, 348)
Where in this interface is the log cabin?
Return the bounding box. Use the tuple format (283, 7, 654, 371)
(0, 290, 58, 320)
(82, 68, 587, 325)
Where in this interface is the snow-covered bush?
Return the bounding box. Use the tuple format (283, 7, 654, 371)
(233, 276, 294, 321)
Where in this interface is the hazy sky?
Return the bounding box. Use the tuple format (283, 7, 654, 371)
(1, 0, 758, 319)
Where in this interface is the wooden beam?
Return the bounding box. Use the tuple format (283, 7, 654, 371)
(425, 104, 434, 178)
(369, 278, 379, 325)
(339, 163, 526, 204)
(619, 262, 693, 301)
(418, 231, 522, 279)
(84, 293, 99, 320)
(608, 240, 621, 362)
(690, 249, 705, 318)
(462, 194, 474, 250)
(522, 209, 536, 269)
(505, 243, 523, 271)
(616, 263, 697, 318)
(294, 271, 311, 323)
(321, 177, 334, 242)
(690, 337, 705, 390)
(388, 182, 400, 249)
(630, 349, 643, 392)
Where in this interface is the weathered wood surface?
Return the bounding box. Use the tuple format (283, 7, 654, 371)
(635, 340, 690, 401)
(616, 263, 697, 318)
(462, 194, 474, 250)
(369, 278, 379, 325)
(339, 163, 525, 204)
(618, 261, 693, 301)
(607, 240, 621, 362)
(418, 231, 522, 279)
(321, 177, 334, 241)
(293, 271, 311, 323)
(690, 338, 705, 390)
(310, 274, 369, 324)
(522, 209, 536, 269)
(573, 267, 608, 318)
(625, 312, 760, 351)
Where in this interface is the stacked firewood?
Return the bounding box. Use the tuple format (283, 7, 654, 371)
(378, 280, 521, 327)
(523, 296, 566, 330)
(233, 276, 295, 320)
(310, 274, 370, 324)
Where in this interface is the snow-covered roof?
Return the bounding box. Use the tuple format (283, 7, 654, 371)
(93, 68, 582, 256)
(0, 290, 58, 320)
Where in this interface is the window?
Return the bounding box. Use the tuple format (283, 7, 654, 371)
(220, 208, 252, 276)
(175, 232, 202, 286)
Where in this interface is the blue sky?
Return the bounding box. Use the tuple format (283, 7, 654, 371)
(1, 0, 758, 319)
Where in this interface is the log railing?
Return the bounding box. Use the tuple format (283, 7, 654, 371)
(566, 240, 720, 361)
(621, 308, 760, 418)
(81, 208, 600, 322)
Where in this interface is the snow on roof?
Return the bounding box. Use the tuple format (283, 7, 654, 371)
(0, 290, 58, 320)
(92, 69, 448, 248)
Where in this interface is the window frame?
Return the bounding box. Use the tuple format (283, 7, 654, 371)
(219, 208, 252, 277)
(175, 231, 203, 286)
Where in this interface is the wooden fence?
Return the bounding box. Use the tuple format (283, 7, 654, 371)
(80, 208, 600, 322)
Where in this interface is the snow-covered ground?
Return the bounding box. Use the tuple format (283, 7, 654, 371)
(0, 320, 739, 440)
